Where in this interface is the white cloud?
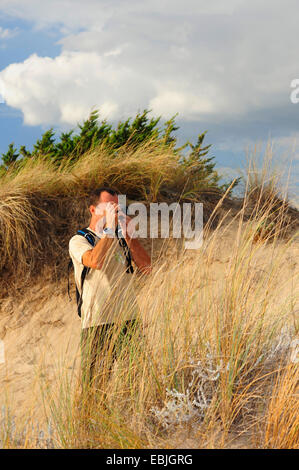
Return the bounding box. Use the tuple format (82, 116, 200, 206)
(0, 51, 132, 125)
(0, 0, 299, 133)
(149, 88, 216, 119)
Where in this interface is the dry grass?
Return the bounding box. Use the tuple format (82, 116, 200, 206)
(241, 141, 298, 241)
(0, 139, 226, 290)
(0, 141, 298, 449)
(264, 362, 299, 449)
(3, 193, 292, 449)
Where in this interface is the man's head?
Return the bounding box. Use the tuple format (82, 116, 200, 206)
(88, 187, 119, 231)
(89, 187, 118, 208)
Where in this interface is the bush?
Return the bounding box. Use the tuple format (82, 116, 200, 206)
(0, 108, 238, 194)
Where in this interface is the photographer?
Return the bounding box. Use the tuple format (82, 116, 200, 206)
(69, 187, 151, 387)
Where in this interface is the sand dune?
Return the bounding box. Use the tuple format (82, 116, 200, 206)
(0, 219, 298, 447)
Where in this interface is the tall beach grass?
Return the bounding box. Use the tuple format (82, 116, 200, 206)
(0, 141, 298, 448)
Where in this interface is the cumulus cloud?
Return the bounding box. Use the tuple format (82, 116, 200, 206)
(0, 0, 299, 136)
(0, 50, 145, 125)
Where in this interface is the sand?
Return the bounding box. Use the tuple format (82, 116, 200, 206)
(0, 219, 298, 445)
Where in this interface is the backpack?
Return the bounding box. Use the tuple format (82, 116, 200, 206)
(68, 227, 134, 318)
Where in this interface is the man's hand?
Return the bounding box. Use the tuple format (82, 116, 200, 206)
(104, 201, 119, 230)
(86, 200, 152, 274)
(118, 210, 135, 239)
(83, 201, 120, 269)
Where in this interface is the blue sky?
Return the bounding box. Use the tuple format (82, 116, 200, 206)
(0, 14, 61, 151)
(0, 1, 298, 204)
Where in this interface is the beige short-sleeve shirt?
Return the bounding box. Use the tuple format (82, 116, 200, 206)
(69, 228, 138, 329)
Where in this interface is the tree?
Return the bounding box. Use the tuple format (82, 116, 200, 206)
(54, 131, 75, 162)
(1, 143, 19, 169)
(0, 108, 240, 195)
(32, 129, 56, 158)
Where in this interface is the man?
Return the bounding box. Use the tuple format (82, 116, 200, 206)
(69, 187, 151, 387)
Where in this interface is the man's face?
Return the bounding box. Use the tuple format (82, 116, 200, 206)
(89, 191, 118, 230)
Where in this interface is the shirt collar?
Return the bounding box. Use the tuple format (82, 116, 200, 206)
(87, 226, 101, 238)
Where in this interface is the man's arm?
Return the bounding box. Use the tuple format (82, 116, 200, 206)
(119, 213, 152, 274)
(82, 234, 114, 270)
(81, 202, 151, 273)
(126, 237, 152, 274)
(82, 201, 123, 270)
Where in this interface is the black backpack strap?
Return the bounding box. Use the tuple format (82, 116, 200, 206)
(69, 227, 133, 318)
(116, 226, 134, 274)
(117, 236, 134, 273)
(77, 266, 89, 318)
(69, 228, 96, 318)
(77, 228, 96, 247)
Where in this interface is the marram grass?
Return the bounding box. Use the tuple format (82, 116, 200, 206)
(0, 144, 298, 448)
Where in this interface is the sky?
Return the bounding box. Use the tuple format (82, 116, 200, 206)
(0, 0, 298, 203)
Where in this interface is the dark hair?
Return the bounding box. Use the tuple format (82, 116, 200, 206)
(89, 187, 117, 206)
